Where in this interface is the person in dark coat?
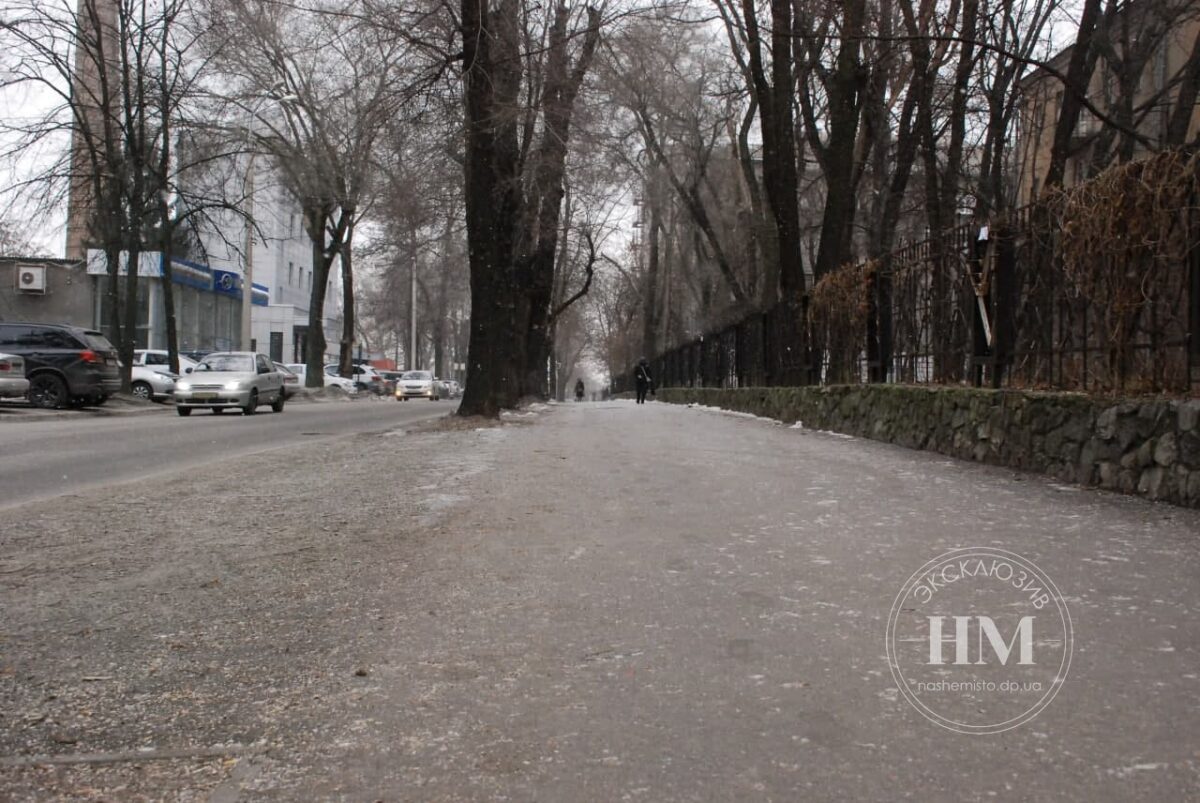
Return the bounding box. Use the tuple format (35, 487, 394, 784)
(574, 378, 585, 401)
(634, 357, 653, 404)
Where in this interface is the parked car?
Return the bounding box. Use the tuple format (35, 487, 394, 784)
(0, 322, 120, 408)
(378, 370, 405, 395)
(396, 370, 441, 401)
(274, 361, 299, 399)
(0, 352, 30, 399)
(133, 349, 199, 375)
(285, 363, 358, 394)
(173, 352, 284, 416)
(325, 363, 389, 395)
(441, 379, 461, 399)
(130, 364, 177, 402)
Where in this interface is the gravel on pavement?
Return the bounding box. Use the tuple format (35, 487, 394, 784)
(1, 400, 1198, 801)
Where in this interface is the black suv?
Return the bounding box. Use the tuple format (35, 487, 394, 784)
(0, 322, 121, 408)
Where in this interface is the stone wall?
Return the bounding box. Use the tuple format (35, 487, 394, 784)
(652, 386, 1200, 508)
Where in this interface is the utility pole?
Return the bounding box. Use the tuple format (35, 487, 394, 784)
(409, 243, 418, 370)
(240, 153, 256, 351)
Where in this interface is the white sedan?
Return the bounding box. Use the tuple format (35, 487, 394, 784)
(133, 349, 199, 375)
(0, 352, 29, 399)
(286, 363, 358, 394)
(130, 365, 178, 402)
(395, 370, 441, 400)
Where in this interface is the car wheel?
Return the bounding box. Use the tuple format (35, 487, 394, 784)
(213, 407, 224, 415)
(176, 406, 192, 417)
(242, 389, 258, 416)
(131, 381, 152, 400)
(28, 374, 69, 409)
(271, 392, 285, 413)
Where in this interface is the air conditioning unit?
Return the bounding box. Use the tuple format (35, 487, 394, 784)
(15, 264, 46, 294)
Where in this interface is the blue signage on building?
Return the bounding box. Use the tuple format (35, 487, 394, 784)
(213, 269, 241, 299)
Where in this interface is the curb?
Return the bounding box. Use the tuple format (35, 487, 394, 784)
(0, 401, 171, 423)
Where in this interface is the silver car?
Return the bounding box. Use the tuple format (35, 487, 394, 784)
(0, 352, 29, 399)
(173, 352, 284, 416)
(130, 364, 177, 402)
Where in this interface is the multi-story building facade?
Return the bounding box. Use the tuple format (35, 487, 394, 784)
(1015, 7, 1200, 204)
(194, 156, 342, 364)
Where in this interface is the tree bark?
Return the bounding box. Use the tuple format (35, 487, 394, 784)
(519, 4, 601, 399)
(1042, 0, 1105, 192)
(339, 219, 356, 375)
(457, 0, 525, 416)
(808, 0, 868, 280)
(1165, 28, 1200, 147)
(302, 202, 351, 388)
(740, 0, 804, 299)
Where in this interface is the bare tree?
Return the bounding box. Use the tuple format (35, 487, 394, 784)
(201, 0, 409, 386)
(458, 0, 602, 415)
(2, 0, 219, 389)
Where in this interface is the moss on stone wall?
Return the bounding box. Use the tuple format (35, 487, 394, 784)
(653, 386, 1200, 508)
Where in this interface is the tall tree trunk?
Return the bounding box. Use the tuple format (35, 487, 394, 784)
(519, 4, 601, 399)
(642, 189, 661, 359)
(458, 0, 524, 416)
(1042, 0, 1105, 192)
(302, 202, 351, 388)
(119, 243, 141, 392)
(940, 0, 978, 225)
(810, 0, 867, 280)
(305, 233, 333, 387)
(161, 248, 179, 373)
(104, 241, 123, 361)
(1165, 29, 1200, 146)
(339, 220, 356, 375)
(741, 0, 804, 299)
(434, 219, 453, 378)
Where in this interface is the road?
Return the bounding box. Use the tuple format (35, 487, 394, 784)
(1, 400, 1198, 800)
(0, 398, 454, 509)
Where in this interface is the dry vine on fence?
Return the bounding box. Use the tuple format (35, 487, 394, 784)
(1051, 149, 1199, 389)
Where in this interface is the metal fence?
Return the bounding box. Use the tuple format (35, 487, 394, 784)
(618, 198, 1200, 397)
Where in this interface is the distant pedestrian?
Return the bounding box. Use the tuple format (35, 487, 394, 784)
(574, 378, 585, 401)
(634, 357, 653, 404)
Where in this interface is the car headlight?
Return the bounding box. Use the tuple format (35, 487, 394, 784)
(176, 381, 191, 391)
(224, 380, 242, 390)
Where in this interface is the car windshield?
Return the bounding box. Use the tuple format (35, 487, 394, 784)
(402, 371, 431, 380)
(195, 355, 253, 373)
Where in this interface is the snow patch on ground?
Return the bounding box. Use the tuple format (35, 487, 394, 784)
(685, 403, 781, 426)
(681, 403, 856, 439)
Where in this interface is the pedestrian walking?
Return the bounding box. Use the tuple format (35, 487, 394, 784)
(634, 357, 653, 404)
(574, 378, 585, 401)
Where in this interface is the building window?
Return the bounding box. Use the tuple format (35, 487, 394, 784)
(288, 261, 294, 286)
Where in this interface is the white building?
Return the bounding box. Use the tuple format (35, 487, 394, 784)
(196, 156, 342, 364)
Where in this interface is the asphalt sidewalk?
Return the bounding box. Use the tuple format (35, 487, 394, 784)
(1, 400, 1198, 800)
